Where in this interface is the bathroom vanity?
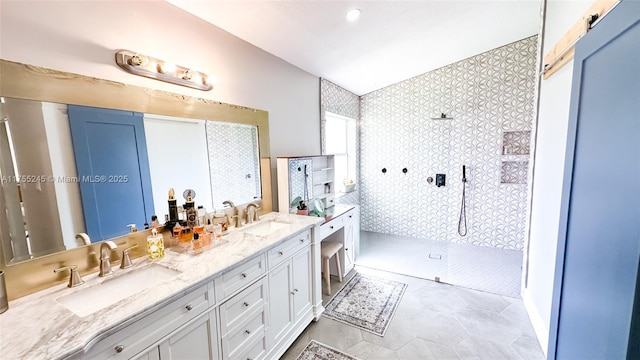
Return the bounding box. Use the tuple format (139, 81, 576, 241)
(0, 212, 346, 359)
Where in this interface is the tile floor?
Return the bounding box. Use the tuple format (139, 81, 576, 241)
(281, 267, 545, 360)
(357, 231, 524, 298)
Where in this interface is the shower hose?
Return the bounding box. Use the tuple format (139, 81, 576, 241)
(458, 169, 468, 237)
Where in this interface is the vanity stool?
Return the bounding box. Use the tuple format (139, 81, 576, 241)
(321, 241, 343, 295)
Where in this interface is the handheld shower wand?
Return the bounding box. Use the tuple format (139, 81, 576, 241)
(458, 165, 468, 236)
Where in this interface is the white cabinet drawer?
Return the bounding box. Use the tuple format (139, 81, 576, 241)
(232, 335, 267, 360)
(267, 230, 310, 268)
(216, 254, 266, 302)
(317, 216, 343, 240)
(324, 194, 335, 209)
(83, 283, 211, 359)
(343, 208, 357, 222)
(223, 311, 266, 357)
(219, 277, 267, 336)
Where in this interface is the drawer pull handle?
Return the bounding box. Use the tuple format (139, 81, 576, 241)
(278, 251, 284, 256)
(115, 345, 124, 353)
(241, 272, 247, 278)
(300, 239, 304, 243)
(330, 226, 334, 229)
(294, 288, 299, 292)
(243, 301, 250, 307)
(245, 329, 251, 335)
(345, 248, 349, 251)
(291, 291, 296, 295)
(349, 215, 352, 218)
(186, 305, 193, 311)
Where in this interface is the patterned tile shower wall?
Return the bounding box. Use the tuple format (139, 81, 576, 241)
(206, 121, 261, 209)
(288, 158, 313, 206)
(359, 36, 538, 250)
(320, 79, 361, 205)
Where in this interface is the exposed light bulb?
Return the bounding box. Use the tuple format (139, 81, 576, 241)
(346, 8, 361, 22)
(182, 69, 194, 80)
(158, 62, 176, 74)
(128, 54, 144, 66)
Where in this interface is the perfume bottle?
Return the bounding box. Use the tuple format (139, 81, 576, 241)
(147, 228, 165, 260)
(168, 188, 178, 222)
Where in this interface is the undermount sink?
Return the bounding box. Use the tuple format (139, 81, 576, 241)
(241, 220, 290, 237)
(56, 263, 181, 317)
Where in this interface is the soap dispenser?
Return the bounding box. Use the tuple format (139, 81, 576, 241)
(147, 228, 165, 260)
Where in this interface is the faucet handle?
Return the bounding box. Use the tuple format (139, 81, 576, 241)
(120, 244, 138, 269)
(252, 206, 261, 221)
(54, 265, 85, 288)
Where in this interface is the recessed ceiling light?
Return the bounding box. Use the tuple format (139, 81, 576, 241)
(346, 8, 361, 22)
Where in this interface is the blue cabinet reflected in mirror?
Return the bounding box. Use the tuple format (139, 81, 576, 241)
(0, 98, 261, 264)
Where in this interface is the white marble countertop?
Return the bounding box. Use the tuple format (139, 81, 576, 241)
(0, 212, 324, 360)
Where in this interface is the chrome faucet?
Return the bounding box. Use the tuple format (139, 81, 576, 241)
(99, 241, 117, 277)
(245, 203, 260, 224)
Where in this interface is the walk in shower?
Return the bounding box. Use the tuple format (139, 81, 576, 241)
(320, 36, 538, 298)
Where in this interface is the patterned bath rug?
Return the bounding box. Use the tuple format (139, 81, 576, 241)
(296, 340, 360, 360)
(323, 272, 407, 336)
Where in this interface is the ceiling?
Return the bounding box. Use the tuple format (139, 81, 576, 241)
(166, 0, 542, 95)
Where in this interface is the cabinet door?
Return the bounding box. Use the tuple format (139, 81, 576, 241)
(343, 212, 357, 274)
(159, 310, 219, 360)
(267, 261, 293, 347)
(292, 247, 312, 320)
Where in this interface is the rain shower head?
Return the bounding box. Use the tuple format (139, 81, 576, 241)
(430, 113, 454, 120)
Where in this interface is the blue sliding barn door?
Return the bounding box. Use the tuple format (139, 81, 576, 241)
(553, 1, 640, 359)
(68, 105, 154, 242)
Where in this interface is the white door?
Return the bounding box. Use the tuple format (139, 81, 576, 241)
(267, 260, 293, 347)
(292, 247, 312, 320)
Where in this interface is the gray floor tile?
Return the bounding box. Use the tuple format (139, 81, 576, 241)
(499, 302, 537, 337)
(280, 330, 311, 360)
(454, 287, 511, 312)
(511, 335, 546, 360)
(415, 283, 468, 314)
(454, 308, 523, 345)
(306, 317, 363, 351)
(409, 312, 469, 347)
(455, 336, 522, 360)
(284, 267, 543, 360)
(361, 314, 416, 351)
(397, 338, 460, 360)
(394, 291, 427, 319)
(345, 340, 400, 360)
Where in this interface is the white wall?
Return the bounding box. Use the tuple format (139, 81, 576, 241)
(42, 102, 86, 249)
(524, 0, 592, 354)
(0, 0, 321, 208)
(144, 115, 213, 220)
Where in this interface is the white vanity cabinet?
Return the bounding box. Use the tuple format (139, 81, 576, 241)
(266, 241, 313, 358)
(78, 282, 214, 360)
(65, 227, 320, 360)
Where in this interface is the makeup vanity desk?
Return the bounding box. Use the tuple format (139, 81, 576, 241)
(313, 204, 360, 278)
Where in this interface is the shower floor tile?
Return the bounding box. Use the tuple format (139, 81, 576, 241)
(357, 231, 523, 298)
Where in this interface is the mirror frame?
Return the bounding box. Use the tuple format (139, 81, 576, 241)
(0, 59, 272, 299)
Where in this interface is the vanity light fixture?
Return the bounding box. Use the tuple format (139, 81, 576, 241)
(115, 50, 213, 91)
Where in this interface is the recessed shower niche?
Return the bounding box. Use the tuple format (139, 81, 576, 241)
(500, 130, 531, 184)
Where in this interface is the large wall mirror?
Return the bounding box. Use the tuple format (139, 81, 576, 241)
(0, 59, 270, 270)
